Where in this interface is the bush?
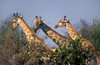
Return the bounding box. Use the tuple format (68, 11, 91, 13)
(50, 39, 93, 65)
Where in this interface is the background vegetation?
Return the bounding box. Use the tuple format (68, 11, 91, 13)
(0, 18, 49, 65)
(79, 18, 100, 51)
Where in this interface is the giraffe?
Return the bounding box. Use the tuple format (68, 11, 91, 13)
(34, 16, 69, 47)
(54, 16, 100, 65)
(11, 13, 50, 61)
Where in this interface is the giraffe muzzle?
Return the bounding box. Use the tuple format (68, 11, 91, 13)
(54, 25, 58, 28)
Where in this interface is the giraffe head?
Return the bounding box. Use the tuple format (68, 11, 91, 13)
(34, 16, 45, 32)
(12, 13, 23, 31)
(54, 16, 70, 28)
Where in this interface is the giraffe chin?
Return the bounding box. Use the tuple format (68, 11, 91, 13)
(11, 26, 14, 31)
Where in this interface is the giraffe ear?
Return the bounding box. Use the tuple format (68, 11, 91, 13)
(39, 16, 41, 19)
(43, 20, 45, 23)
(20, 16, 23, 18)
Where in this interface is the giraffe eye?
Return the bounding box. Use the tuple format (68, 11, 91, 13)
(62, 22, 65, 23)
(13, 17, 18, 22)
(15, 17, 18, 20)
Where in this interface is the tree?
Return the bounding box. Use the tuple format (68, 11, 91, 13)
(0, 18, 22, 65)
(80, 18, 100, 51)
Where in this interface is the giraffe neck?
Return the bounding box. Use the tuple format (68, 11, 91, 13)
(17, 19, 41, 42)
(17, 19, 49, 50)
(65, 23, 80, 40)
(65, 22, 97, 63)
(65, 23, 95, 51)
(39, 22, 69, 46)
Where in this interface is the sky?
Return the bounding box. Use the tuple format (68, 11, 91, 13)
(0, 0, 100, 48)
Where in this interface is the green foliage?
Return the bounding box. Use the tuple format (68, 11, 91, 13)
(87, 28, 100, 51)
(80, 19, 100, 51)
(50, 39, 93, 65)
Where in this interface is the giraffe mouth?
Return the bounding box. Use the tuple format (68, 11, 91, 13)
(54, 25, 58, 28)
